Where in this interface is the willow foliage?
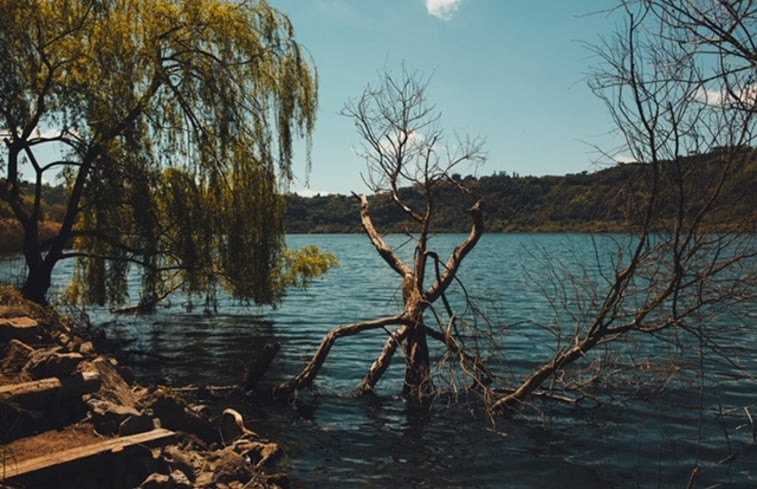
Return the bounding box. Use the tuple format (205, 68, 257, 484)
(1, 0, 333, 305)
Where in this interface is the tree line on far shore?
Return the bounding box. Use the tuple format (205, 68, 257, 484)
(0, 181, 66, 252)
(287, 146, 755, 234)
(2, 144, 754, 253)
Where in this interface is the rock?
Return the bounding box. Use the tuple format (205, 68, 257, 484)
(88, 398, 142, 435)
(81, 356, 138, 407)
(195, 471, 215, 488)
(138, 472, 172, 489)
(78, 341, 95, 355)
(0, 316, 39, 341)
(119, 413, 156, 436)
(170, 469, 193, 488)
(231, 439, 281, 469)
(146, 389, 218, 443)
(25, 348, 83, 378)
(1, 338, 35, 380)
(1, 371, 101, 439)
(57, 332, 72, 346)
(162, 445, 198, 483)
(0, 299, 293, 489)
(0, 377, 63, 411)
(59, 370, 102, 399)
(209, 446, 252, 484)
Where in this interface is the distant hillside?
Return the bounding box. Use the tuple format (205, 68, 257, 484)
(285, 147, 756, 233)
(0, 219, 61, 253)
(0, 181, 67, 252)
(2, 147, 754, 253)
(0, 181, 68, 222)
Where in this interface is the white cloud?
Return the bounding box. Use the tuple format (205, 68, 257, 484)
(612, 153, 638, 164)
(425, 0, 462, 20)
(694, 84, 757, 108)
(380, 129, 426, 155)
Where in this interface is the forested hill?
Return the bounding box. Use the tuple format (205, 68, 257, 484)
(285, 147, 756, 233)
(2, 147, 754, 248)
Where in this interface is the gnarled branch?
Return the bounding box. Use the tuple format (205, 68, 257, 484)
(354, 192, 412, 277)
(274, 314, 409, 399)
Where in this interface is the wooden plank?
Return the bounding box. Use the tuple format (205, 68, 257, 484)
(1, 428, 175, 480)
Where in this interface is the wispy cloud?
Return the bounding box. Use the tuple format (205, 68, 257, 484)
(694, 84, 756, 108)
(380, 129, 426, 155)
(425, 0, 462, 21)
(612, 153, 638, 164)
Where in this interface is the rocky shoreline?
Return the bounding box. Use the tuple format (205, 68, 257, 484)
(0, 287, 290, 489)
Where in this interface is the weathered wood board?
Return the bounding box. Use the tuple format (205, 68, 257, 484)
(0, 427, 175, 481)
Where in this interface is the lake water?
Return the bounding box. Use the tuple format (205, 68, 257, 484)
(2, 234, 755, 488)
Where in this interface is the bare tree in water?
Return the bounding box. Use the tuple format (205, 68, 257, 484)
(276, 2, 755, 421)
(488, 0, 756, 412)
(275, 66, 488, 407)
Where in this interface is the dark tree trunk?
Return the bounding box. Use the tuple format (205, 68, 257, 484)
(400, 280, 433, 407)
(19, 218, 50, 304)
(403, 323, 432, 407)
(243, 342, 280, 393)
(21, 235, 62, 305)
(21, 263, 54, 305)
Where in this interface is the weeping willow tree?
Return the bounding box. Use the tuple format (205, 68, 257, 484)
(0, 0, 335, 306)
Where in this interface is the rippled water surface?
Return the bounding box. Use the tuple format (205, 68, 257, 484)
(2, 234, 755, 488)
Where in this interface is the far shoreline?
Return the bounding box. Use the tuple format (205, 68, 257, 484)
(4, 217, 750, 255)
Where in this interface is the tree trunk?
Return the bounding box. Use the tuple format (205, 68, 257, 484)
(243, 342, 280, 394)
(21, 240, 61, 305)
(22, 263, 54, 306)
(403, 323, 432, 408)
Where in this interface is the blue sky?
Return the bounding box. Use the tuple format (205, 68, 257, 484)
(271, 0, 628, 196)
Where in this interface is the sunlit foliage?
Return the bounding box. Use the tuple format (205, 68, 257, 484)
(1, 0, 334, 305)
